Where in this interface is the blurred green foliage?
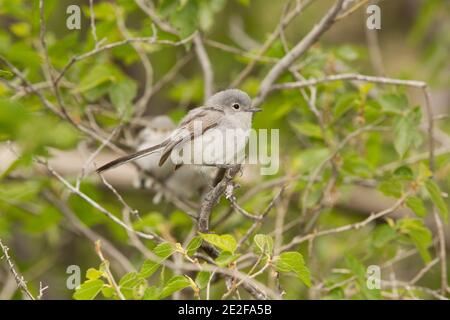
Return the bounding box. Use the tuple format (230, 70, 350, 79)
(0, 0, 449, 300)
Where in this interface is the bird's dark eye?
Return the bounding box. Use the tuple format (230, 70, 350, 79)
(232, 103, 240, 110)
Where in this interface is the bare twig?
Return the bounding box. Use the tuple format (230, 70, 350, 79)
(253, 0, 345, 107)
(36, 158, 163, 242)
(282, 192, 410, 251)
(95, 241, 126, 300)
(232, 0, 315, 87)
(194, 34, 214, 99)
(43, 190, 135, 274)
(0, 239, 36, 300)
(89, 0, 99, 47)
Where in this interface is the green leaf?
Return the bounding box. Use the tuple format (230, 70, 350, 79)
(379, 93, 408, 114)
(153, 242, 176, 259)
(393, 166, 414, 180)
(345, 255, 365, 279)
(119, 272, 147, 299)
(73, 279, 104, 300)
(253, 234, 273, 255)
(215, 251, 240, 267)
(378, 179, 403, 198)
(199, 233, 237, 253)
(140, 260, 160, 278)
(372, 224, 397, 248)
(393, 106, 422, 158)
(274, 252, 311, 287)
(333, 92, 358, 119)
(108, 78, 137, 119)
(143, 286, 160, 300)
(10, 22, 30, 37)
(425, 180, 448, 221)
(397, 218, 432, 262)
(0, 69, 13, 80)
(345, 255, 381, 300)
(74, 64, 116, 94)
(406, 196, 427, 217)
(159, 275, 191, 299)
(86, 268, 103, 280)
(195, 271, 211, 290)
(140, 243, 176, 278)
(418, 163, 432, 182)
(291, 122, 323, 139)
(101, 286, 115, 298)
(186, 236, 202, 256)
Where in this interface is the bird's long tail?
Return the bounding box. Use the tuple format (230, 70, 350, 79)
(96, 141, 167, 173)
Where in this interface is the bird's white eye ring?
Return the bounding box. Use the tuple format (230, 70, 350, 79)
(232, 103, 240, 110)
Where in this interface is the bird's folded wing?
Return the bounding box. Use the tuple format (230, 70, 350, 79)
(158, 107, 223, 166)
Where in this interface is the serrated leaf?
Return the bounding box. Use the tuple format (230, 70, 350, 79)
(394, 107, 422, 158)
(425, 180, 448, 221)
(215, 251, 240, 267)
(186, 236, 202, 256)
(397, 218, 432, 262)
(153, 242, 176, 259)
(143, 286, 160, 300)
(378, 179, 403, 198)
(274, 252, 311, 287)
(119, 272, 147, 299)
(140, 260, 160, 278)
(379, 93, 408, 114)
(140, 243, 176, 279)
(406, 196, 427, 217)
(253, 234, 273, 255)
(73, 279, 104, 300)
(195, 271, 211, 290)
(199, 233, 237, 253)
(159, 275, 191, 299)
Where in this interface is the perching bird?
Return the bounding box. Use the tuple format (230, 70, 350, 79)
(96, 89, 260, 173)
(134, 115, 213, 200)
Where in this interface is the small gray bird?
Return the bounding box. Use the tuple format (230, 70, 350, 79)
(96, 89, 260, 173)
(134, 115, 214, 200)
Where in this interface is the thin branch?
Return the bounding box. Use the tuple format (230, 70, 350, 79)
(35, 158, 163, 242)
(253, 0, 345, 107)
(232, 0, 315, 87)
(55, 32, 197, 85)
(194, 34, 214, 99)
(0, 239, 36, 300)
(89, 0, 99, 47)
(43, 190, 135, 274)
(282, 192, 410, 251)
(271, 73, 427, 91)
(95, 241, 125, 300)
(134, 0, 179, 36)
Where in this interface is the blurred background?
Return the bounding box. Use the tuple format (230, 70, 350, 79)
(0, 0, 449, 299)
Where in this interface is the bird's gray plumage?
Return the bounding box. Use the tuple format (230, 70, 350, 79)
(96, 89, 257, 173)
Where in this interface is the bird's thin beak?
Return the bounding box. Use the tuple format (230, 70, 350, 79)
(247, 107, 262, 113)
